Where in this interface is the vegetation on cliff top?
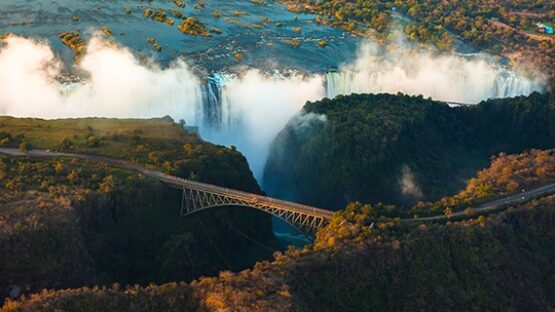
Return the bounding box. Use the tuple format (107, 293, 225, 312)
(0, 116, 258, 188)
(410, 148, 555, 217)
(0, 117, 275, 302)
(263, 92, 555, 209)
(3, 148, 555, 311)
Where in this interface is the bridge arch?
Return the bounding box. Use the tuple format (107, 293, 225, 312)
(180, 187, 331, 235)
(180, 203, 315, 237)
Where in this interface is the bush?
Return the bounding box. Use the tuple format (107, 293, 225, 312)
(0, 138, 9, 147)
(178, 18, 210, 36)
(87, 136, 100, 148)
(60, 138, 74, 150)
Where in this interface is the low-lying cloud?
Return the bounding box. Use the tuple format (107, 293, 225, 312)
(398, 165, 423, 199)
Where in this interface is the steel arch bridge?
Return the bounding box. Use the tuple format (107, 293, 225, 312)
(114, 160, 334, 235)
(129, 161, 333, 235)
(178, 184, 333, 235)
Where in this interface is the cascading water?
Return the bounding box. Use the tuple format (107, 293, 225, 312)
(491, 71, 541, 99)
(324, 66, 543, 104)
(201, 72, 240, 131)
(181, 64, 543, 181)
(53, 66, 541, 181)
(3, 34, 545, 179)
(200, 66, 542, 135)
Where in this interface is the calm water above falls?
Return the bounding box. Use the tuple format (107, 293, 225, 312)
(0, 0, 360, 72)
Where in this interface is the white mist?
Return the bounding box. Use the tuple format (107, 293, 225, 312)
(0, 35, 545, 180)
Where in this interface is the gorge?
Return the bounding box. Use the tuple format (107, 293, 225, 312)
(1, 0, 555, 309)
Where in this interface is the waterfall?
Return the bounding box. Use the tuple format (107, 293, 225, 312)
(491, 71, 540, 99)
(324, 70, 358, 99)
(59, 82, 82, 96)
(324, 67, 543, 104)
(201, 68, 543, 129)
(201, 72, 240, 130)
(57, 67, 542, 136)
(54, 66, 542, 180)
(6, 34, 545, 182)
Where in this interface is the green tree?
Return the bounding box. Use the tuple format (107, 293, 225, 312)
(443, 207, 453, 219)
(99, 175, 116, 193)
(67, 169, 80, 183)
(0, 138, 9, 147)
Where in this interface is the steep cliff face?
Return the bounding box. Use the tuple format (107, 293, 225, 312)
(0, 117, 275, 301)
(263, 92, 555, 209)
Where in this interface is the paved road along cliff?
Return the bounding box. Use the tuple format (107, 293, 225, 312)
(2, 147, 554, 223)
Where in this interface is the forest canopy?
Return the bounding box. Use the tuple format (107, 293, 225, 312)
(263, 92, 555, 209)
(0, 117, 275, 302)
(4, 148, 555, 311)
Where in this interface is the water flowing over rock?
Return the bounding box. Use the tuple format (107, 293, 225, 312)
(324, 66, 542, 104)
(166, 66, 540, 181)
(56, 68, 542, 179)
(2, 34, 543, 179)
(201, 73, 240, 131)
(198, 66, 542, 134)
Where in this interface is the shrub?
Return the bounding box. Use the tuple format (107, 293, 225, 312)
(87, 136, 100, 148)
(60, 138, 74, 150)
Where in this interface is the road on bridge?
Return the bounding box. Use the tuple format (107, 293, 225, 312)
(1, 147, 554, 223)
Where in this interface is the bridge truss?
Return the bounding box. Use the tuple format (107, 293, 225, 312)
(180, 186, 331, 236)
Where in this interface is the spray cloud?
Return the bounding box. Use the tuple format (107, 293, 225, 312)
(326, 41, 544, 103)
(0, 35, 202, 121)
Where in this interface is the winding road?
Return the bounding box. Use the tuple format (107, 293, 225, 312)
(1, 147, 554, 223)
(0, 148, 334, 220)
(403, 182, 555, 222)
